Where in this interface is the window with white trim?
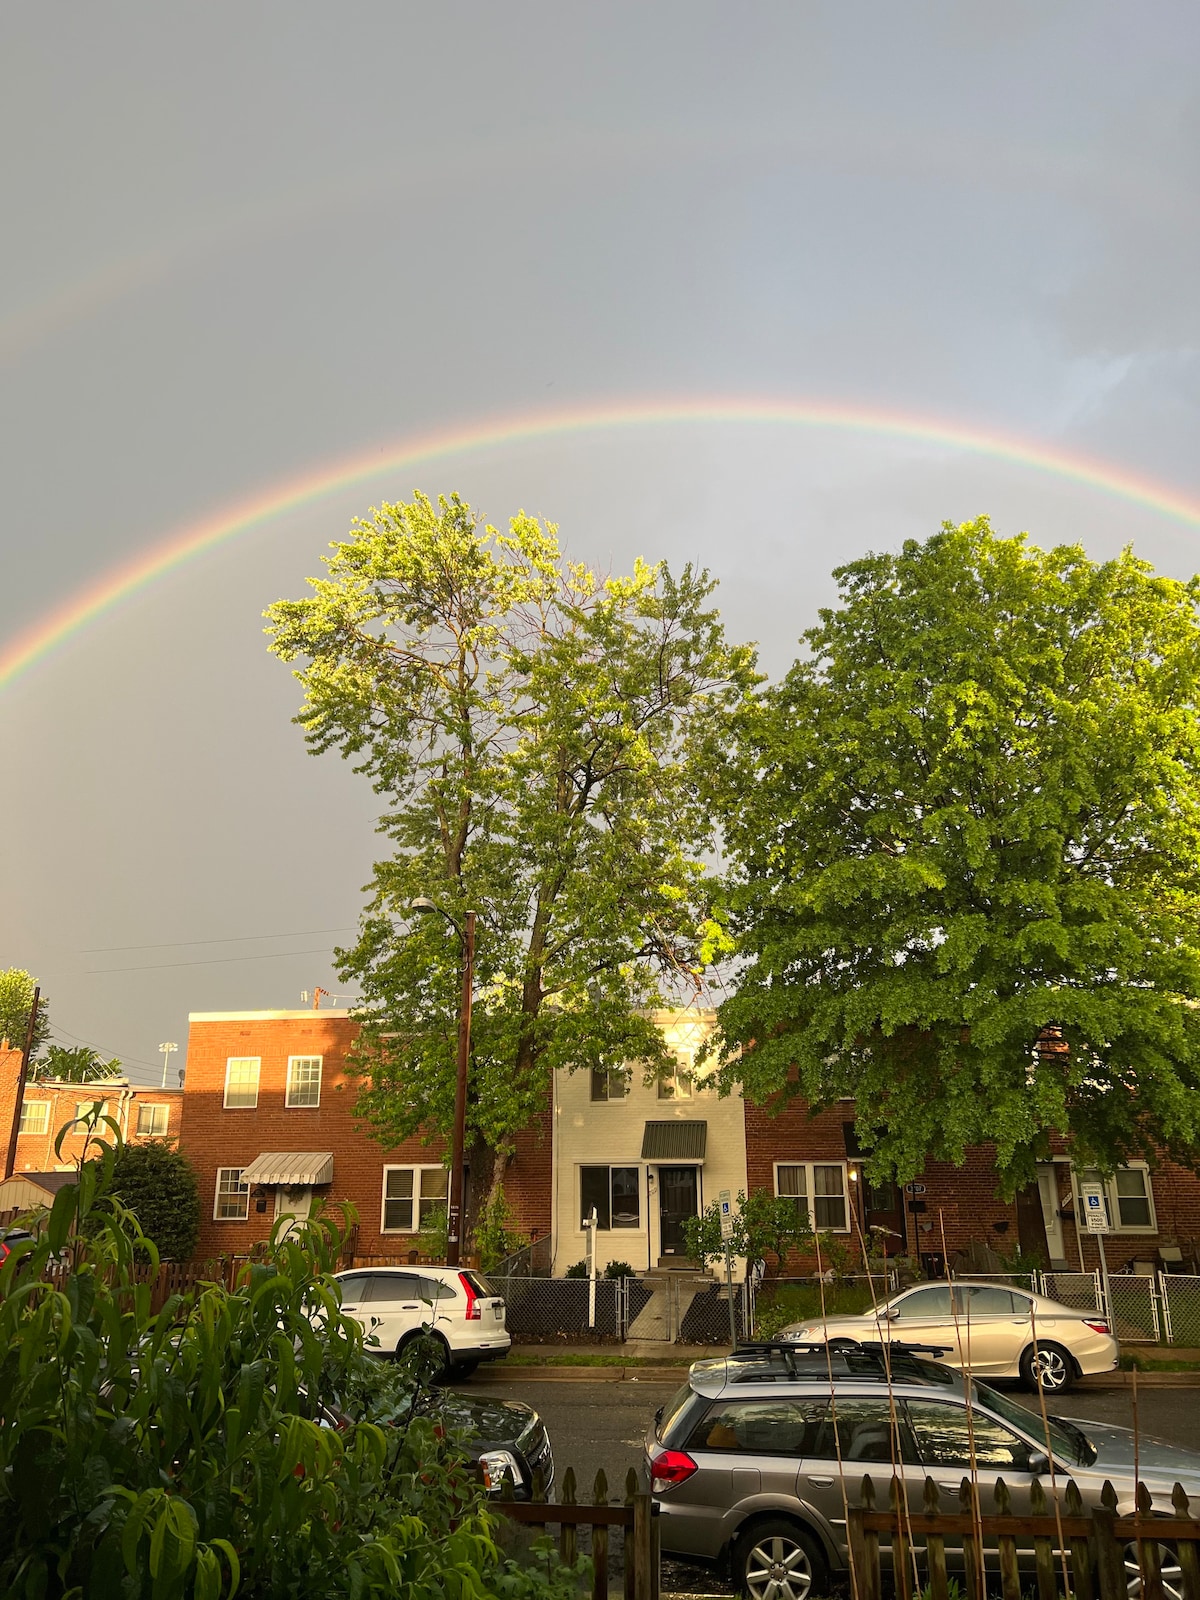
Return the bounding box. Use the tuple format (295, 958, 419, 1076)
(580, 1165, 641, 1230)
(19, 1101, 49, 1135)
(223, 1058, 260, 1109)
(590, 1067, 629, 1101)
(135, 1103, 169, 1136)
(774, 1161, 850, 1232)
(1077, 1166, 1157, 1234)
(286, 1056, 322, 1108)
(381, 1166, 449, 1232)
(75, 1099, 110, 1124)
(214, 1168, 250, 1221)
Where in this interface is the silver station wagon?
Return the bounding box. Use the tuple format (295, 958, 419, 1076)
(645, 1344, 1200, 1600)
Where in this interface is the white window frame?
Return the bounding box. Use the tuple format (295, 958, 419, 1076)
(135, 1102, 170, 1136)
(19, 1101, 50, 1135)
(285, 1055, 323, 1108)
(1075, 1163, 1157, 1235)
(578, 1163, 643, 1232)
(75, 1099, 110, 1124)
(214, 1168, 250, 1222)
(380, 1165, 449, 1234)
(223, 1057, 261, 1109)
(773, 1159, 852, 1234)
(590, 1066, 629, 1102)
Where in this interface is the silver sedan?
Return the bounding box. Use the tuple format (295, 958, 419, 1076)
(779, 1279, 1118, 1391)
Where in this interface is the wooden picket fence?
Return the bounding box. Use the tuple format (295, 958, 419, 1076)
(848, 1471, 1200, 1600)
(494, 1465, 660, 1600)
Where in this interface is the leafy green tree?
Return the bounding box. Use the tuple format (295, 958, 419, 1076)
(0, 969, 48, 1056)
(33, 1044, 122, 1083)
(0, 1134, 583, 1598)
(682, 1188, 814, 1274)
(715, 519, 1200, 1189)
(102, 1136, 201, 1260)
(267, 493, 756, 1210)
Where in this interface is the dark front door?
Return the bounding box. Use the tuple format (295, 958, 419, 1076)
(659, 1165, 698, 1256)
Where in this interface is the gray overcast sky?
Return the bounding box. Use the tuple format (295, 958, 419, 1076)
(2, 4, 1198, 1083)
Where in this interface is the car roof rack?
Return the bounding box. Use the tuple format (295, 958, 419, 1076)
(716, 1340, 955, 1387)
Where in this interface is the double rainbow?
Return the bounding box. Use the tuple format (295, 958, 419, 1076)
(4, 395, 1199, 695)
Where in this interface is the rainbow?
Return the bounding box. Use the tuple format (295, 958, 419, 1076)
(4, 395, 1200, 695)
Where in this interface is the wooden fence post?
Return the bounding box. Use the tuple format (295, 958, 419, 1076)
(959, 1477, 984, 1600)
(1029, 1478, 1057, 1600)
(1135, 1481, 1167, 1600)
(921, 1476, 949, 1600)
(1094, 1482, 1126, 1600)
(624, 1469, 638, 1600)
(559, 1467, 577, 1568)
(994, 1477, 1021, 1600)
(1172, 1483, 1200, 1600)
(1066, 1478, 1096, 1600)
(891, 1475, 913, 1600)
(592, 1468, 609, 1600)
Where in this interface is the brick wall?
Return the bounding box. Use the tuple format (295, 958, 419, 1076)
(0, 1047, 181, 1176)
(179, 1011, 553, 1261)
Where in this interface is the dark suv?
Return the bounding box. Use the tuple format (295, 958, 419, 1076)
(645, 1343, 1200, 1600)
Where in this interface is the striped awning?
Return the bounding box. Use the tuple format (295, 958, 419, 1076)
(641, 1121, 707, 1162)
(241, 1151, 334, 1187)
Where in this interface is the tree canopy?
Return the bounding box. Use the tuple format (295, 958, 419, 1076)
(101, 1137, 201, 1260)
(715, 519, 1200, 1189)
(33, 1045, 122, 1084)
(267, 493, 756, 1203)
(0, 969, 48, 1056)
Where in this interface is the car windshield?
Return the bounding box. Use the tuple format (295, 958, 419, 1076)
(973, 1381, 1093, 1466)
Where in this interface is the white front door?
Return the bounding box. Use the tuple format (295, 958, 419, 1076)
(1036, 1164, 1067, 1267)
(274, 1185, 312, 1238)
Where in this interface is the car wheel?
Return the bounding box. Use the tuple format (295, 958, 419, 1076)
(1125, 1542, 1183, 1600)
(733, 1518, 827, 1600)
(1019, 1341, 1074, 1393)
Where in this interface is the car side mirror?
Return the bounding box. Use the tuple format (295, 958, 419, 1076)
(1027, 1450, 1049, 1475)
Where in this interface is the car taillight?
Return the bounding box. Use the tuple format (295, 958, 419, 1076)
(459, 1272, 480, 1320)
(1084, 1319, 1111, 1335)
(650, 1448, 698, 1493)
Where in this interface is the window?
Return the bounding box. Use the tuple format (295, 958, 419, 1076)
(580, 1165, 641, 1230)
(956, 1285, 1023, 1317)
(906, 1400, 1034, 1473)
(774, 1161, 850, 1232)
(657, 1059, 692, 1099)
(18, 1101, 49, 1135)
(214, 1168, 250, 1221)
(890, 1285, 953, 1320)
(135, 1103, 169, 1136)
(286, 1056, 322, 1107)
(1077, 1165, 1157, 1234)
(690, 1398, 832, 1456)
(223, 1058, 260, 1109)
(590, 1067, 629, 1101)
(75, 1100, 109, 1124)
(381, 1166, 448, 1232)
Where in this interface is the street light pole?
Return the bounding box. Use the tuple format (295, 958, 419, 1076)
(159, 1042, 179, 1089)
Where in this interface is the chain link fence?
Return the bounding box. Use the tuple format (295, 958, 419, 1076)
(1158, 1274, 1200, 1345)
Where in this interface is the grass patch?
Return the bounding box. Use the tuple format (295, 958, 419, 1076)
(1120, 1353, 1200, 1372)
(751, 1281, 878, 1339)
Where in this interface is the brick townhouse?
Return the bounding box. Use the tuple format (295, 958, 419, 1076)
(0, 1042, 183, 1208)
(177, 1010, 551, 1262)
(173, 1008, 1200, 1279)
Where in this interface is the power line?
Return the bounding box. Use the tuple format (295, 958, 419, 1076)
(87, 945, 340, 975)
(45, 1024, 162, 1073)
(81, 925, 356, 954)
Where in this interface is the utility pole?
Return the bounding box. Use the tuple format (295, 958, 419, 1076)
(3, 986, 41, 1180)
(447, 911, 475, 1267)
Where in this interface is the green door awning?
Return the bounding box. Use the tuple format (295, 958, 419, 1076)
(641, 1121, 707, 1162)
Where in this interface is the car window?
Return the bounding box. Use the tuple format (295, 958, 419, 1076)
(957, 1286, 1018, 1316)
(460, 1271, 493, 1297)
(336, 1272, 371, 1303)
(366, 1273, 422, 1303)
(689, 1399, 829, 1455)
(418, 1275, 456, 1301)
(816, 1400, 918, 1465)
(892, 1286, 953, 1320)
(906, 1400, 1034, 1471)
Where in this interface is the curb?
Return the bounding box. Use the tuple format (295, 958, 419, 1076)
(1080, 1371, 1200, 1388)
(484, 1364, 688, 1383)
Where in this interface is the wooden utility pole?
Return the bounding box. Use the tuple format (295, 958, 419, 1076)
(3, 986, 41, 1180)
(445, 912, 475, 1267)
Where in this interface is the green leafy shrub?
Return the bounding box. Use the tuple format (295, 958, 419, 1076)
(752, 1280, 878, 1339)
(99, 1135, 201, 1260)
(604, 1261, 636, 1279)
(0, 1126, 584, 1599)
(473, 1185, 528, 1271)
(564, 1260, 588, 1278)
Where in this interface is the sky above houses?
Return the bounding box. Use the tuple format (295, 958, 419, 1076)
(2, 4, 1198, 1083)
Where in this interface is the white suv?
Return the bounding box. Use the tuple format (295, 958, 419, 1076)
(333, 1266, 510, 1377)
